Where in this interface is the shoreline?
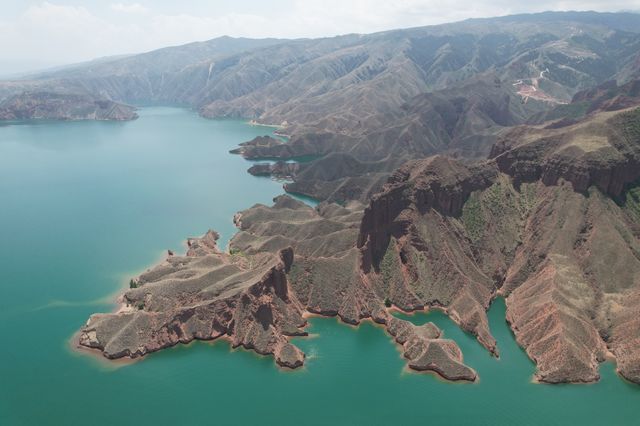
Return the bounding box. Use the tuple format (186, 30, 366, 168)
(69, 243, 185, 359)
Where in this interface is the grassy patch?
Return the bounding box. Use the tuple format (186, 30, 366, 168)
(548, 102, 590, 121)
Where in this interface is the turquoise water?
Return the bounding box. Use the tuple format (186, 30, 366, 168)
(0, 107, 637, 425)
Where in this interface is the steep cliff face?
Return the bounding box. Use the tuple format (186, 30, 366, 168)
(79, 231, 306, 368)
(357, 157, 502, 355)
(501, 184, 640, 383)
(491, 108, 640, 197)
(356, 107, 640, 383)
(231, 196, 479, 380)
(358, 170, 640, 383)
(0, 92, 137, 121)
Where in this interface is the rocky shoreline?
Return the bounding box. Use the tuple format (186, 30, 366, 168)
(78, 196, 480, 381)
(78, 106, 640, 385)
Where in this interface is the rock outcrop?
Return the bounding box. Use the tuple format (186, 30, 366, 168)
(247, 162, 299, 179)
(229, 135, 285, 156)
(386, 317, 477, 381)
(491, 108, 640, 197)
(231, 196, 480, 379)
(79, 230, 306, 368)
(357, 156, 500, 355)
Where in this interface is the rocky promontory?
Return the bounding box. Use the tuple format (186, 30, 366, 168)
(79, 230, 306, 368)
(78, 196, 479, 381)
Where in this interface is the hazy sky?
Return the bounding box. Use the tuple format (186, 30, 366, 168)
(1, 0, 639, 75)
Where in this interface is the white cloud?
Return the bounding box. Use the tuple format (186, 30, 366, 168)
(0, 2, 119, 71)
(110, 3, 149, 14)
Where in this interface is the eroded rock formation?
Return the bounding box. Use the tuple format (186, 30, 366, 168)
(79, 231, 306, 368)
(356, 108, 640, 383)
(79, 196, 478, 381)
(80, 107, 640, 385)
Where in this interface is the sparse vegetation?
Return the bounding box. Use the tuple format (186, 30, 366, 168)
(129, 279, 138, 289)
(229, 247, 245, 256)
(461, 192, 485, 242)
(519, 183, 538, 215)
(384, 298, 392, 308)
(380, 242, 399, 286)
(543, 102, 590, 122)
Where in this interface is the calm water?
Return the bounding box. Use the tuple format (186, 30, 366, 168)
(0, 107, 637, 425)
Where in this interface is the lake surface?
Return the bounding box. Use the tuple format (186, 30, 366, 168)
(0, 107, 637, 425)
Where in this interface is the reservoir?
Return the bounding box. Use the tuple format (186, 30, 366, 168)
(0, 107, 637, 425)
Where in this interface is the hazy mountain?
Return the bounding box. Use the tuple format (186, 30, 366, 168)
(3, 11, 639, 201)
(3, 12, 640, 130)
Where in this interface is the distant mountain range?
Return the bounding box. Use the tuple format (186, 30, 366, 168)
(2, 12, 640, 164)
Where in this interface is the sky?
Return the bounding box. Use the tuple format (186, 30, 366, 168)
(1, 0, 639, 75)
